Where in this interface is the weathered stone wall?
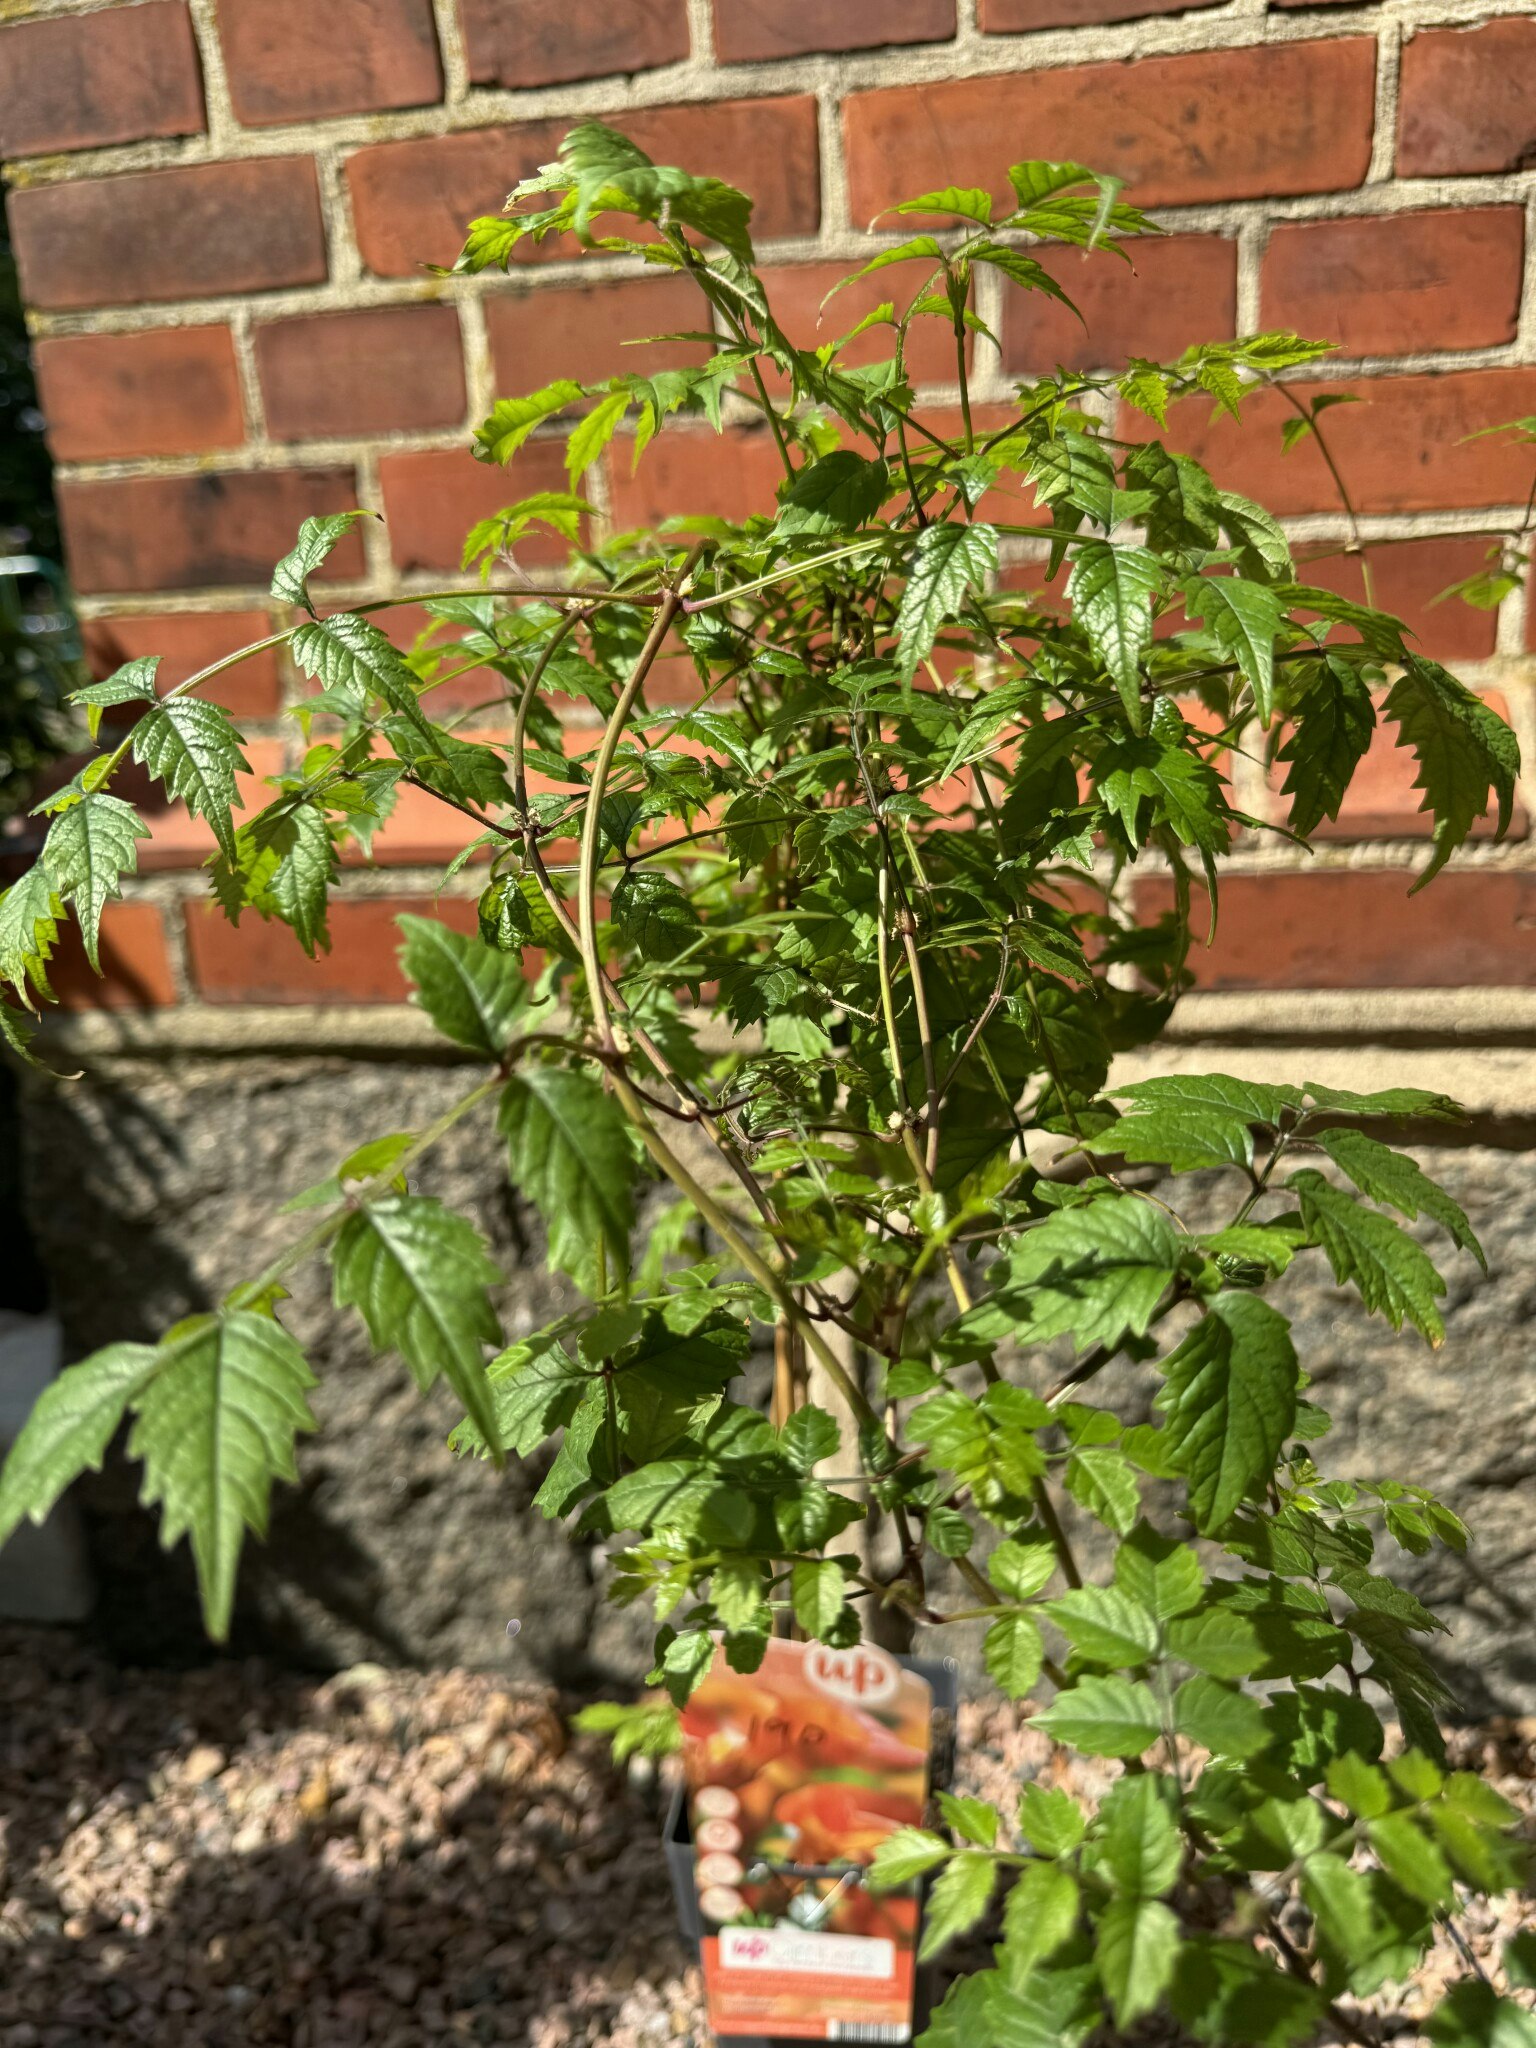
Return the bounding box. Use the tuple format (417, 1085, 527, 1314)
(17, 1009, 1536, 1714)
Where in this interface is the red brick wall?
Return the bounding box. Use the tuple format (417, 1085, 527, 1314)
(3, 0, 1533, 1011)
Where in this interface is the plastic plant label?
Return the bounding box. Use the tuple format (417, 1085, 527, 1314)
(680, 1637, 934, 2042)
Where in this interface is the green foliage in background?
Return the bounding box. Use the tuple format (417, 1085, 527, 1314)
(1, 127, 1530, 2046)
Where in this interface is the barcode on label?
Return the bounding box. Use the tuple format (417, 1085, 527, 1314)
(827, 2025, 909, 2042)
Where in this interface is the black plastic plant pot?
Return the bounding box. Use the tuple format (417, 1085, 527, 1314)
(664, 1653, 959, 2047)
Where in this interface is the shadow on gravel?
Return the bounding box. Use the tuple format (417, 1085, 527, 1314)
(0, 1631, 698, 2048)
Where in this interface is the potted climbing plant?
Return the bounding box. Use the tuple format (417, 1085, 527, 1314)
(1, 124, 1530, 2044)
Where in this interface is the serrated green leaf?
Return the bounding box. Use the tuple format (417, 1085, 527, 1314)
(778, 1402, 840, 1475)
(1157, 1294, 1297, 1532)
(1385, 658, 1520, 889)
(614, 1304, 750, 1463)
(1113, 1523, 1203, 1620)
(451, 1331, 586, 1460)
(1165, 1608, 1264, 1678)
(68, 656, 159, 737)
(791, 1557, 848, 1638)
(868, 1826, 952, 1890)
(1002, 1860, 1080, 1975)
(612, 868, 702, 966)
(777, 450, 890, 536)
(1315, 1129, 1483, 1271)
(1033, 1674, 1161, 1758)
(895, 521, 998, 681)
(0, 1342, 164, 1552)
(398, 914, 530, 1057)
(1426, 1983, 1536, 2048)
(129, 1311, 317, 1639)
(42, 792, 149, 972)
(1277, 655, 1376, 839)
(985, 1611, 1046, 1698)
(1173, 1673, 1268, 1758)
(475, 380, 585, 466)
(500, 1065, 635, 1294)
(332, 1195, 504, 1458)
(1096, 1895, 1179, 2023)
(271, 511, 373, 610)
(1291, 1170, 1447, 1344)
(989, 1535, 1058, 1601)
(1067, 540, 1160, 730)
(920, 1851, 999, 1961)
(1045, 1584, 1159, 1668)
(938, 1791, 999, 1847)
(1017, 1782, 1086, 1856)
(1185, 575, 1282, 723)
(131, 696, 249, 863)
(1100, 1772, 1182, 1896)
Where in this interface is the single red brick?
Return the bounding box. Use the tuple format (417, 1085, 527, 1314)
(757, 260, 960, 389)
(1398, 19, 1536, 177)
(0, 2, 203, 157)
(606, 425, 787, 530)
(82, 612, 282, 720)
(980, 0, 1217, 27)
(58, 468, 365, 596)
(715, 0, 953, 61)
(1261, 208, 1524, 359)
(1133, 870, 1536, 989)
(486, 274, 708, 397)
(8, 160, 327, 313)
(1119, 368, 1536, 517)
(1002, 234, 1235, 377)
(1291, 537, 1500, 665)
(50, 903, 177, 1011)
(185, 893, 477, 1003)
(843, 40, 1376, 222)
(348, 97, 820, 276)
(255, 305, 466, 442)
(378, 443, 575, 573)
(33, 328, 244, 464)
(219, 0, 442, 125)
(462, 0, 688, 85)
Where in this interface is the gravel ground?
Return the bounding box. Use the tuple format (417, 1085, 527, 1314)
(1, 1628, 1531, 2047)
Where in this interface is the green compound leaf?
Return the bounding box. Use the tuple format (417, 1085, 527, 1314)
(398, 913, 533, 1058)
(1033, 1673, 1162, 1758)
(895, 520, 998, 681)
(41, 792, 150, 972)
(130, 696, 250, 863)
(332, 1195, 504, 1460)
(1157, 1293, 1297, 1532)
(779, 1402, 840, 1475)
(1290, 1170, 1448, 1345)
(1066, 539, 1161, 730)
(129, 1311, 318, 1641)
(500, 1064, 636, 1295)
